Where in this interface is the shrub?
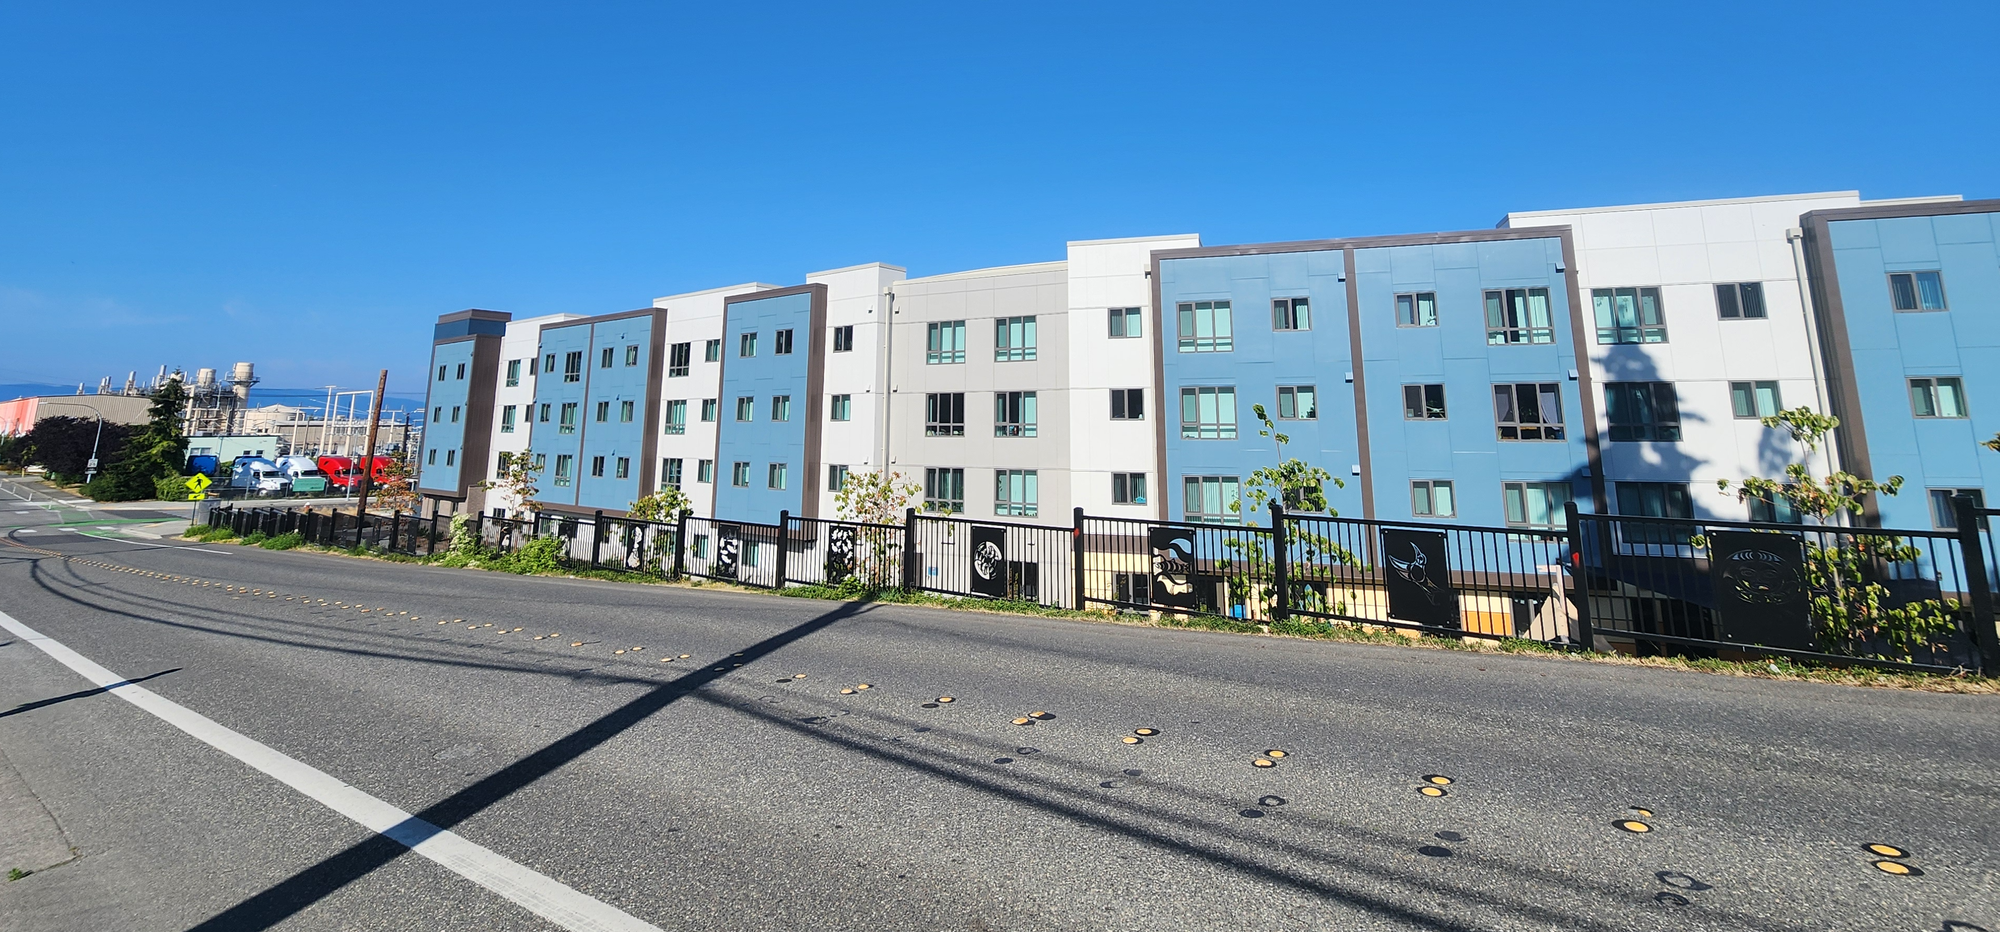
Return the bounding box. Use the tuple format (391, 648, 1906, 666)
(260, 531, 304, 550)
(510, 535, 566, 575)
(156, 475, 193, 502)
(240, 531, 268, 545)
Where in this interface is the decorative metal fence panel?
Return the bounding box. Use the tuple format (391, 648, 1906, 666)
(783, 516, 904, 589)
(909, 513, 1075, 608)
(681, 516, 782, 588)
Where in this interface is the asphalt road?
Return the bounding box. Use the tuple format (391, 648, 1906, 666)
(0, 479, 1993, 931)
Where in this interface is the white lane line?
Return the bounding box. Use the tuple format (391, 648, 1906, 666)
(70, 534, 229, 554)
(0, 608, 668, 932)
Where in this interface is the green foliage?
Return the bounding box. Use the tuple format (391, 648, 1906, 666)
(448, 513, 478, 555)
(94, 381, 189, 501)
(240, 530, 269, 545)
(1713, 406, 1958, 661)
(368, 448, 419, 513)
(22, 415, 129, 481)
(482, 449, 543, 512)
(1217, 401, 1359, 617)
(191, 524, 237, 542)
(510, 535, 566, 574)
(627, 486, 691, 524)
(834, 469, 921, 524)
(155, 474, 193, 502)
(260, 531, 305, 550)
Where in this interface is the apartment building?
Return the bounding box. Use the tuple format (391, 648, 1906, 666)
(417, 189, 1996, 534)
(1801, 198, 2000, 530)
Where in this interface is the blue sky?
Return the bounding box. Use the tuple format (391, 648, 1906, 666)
(3, 1, 1994, 403)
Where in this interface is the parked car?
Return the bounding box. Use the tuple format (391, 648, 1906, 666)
(228, 456, 289, 494)
(186, 454, 221, 477)
(276, 455, 328, 494)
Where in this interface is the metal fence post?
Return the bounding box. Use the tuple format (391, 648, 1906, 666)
(673, 509, 688, 579)
(389, 511, 401, 552)
(1564, 501, 1597, 652)
(1270, 502, 1289, 624)
(1952, 495, 1999, 674)
(774, 510, 790, 588)
(1071, 506, 1086, 611)
(902, 507, 919, 591)
(590, 510, 604, 568)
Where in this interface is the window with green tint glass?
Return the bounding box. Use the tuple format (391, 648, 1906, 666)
(995, 316, 1037, 361)
(926, 321, 966, 364)
(1183, 475, 1241, 524)
(1485, 289, 1554, 345)
(1889, 271, 1947, 311)
(1591, 287, 1667, 344)
(1909, 377, 1967, 418)
(1729, 381, 1781, 419)
(995, 469, 1038, 517)
(1176, 301, 1233, 352)
(1277, 385, 1316, 419)
(1503, 481, 1569, 528)
(664, 400, 686, 434)
(1271, 297, 1310, 331)
(1411, 480, 1454, 517)
(1180, 387, 1237, 439)
(1396, 292, 1438, 327)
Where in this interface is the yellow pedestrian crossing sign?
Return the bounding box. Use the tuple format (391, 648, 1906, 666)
(185, 474, 212, 500)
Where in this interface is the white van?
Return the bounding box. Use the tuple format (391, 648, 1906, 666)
(229, 456, 290, 494)
(275, 455, 328, 494)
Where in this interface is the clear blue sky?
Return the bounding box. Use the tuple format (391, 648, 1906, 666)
(3, 1, 1994, 402)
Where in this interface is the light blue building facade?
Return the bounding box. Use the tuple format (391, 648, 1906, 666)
(414, 309, 508, 509)
(526, 309, 665, 514)
(1804, 199, 2000, 530)
(1152, 229, 1601, 528)
(711, 285, 827, 524)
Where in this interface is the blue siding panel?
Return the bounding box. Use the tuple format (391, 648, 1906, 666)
(714, 291, 815, 524)
(418, 341, 476, 494)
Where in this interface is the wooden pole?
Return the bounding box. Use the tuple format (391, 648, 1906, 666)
(353, 369, 388, 518)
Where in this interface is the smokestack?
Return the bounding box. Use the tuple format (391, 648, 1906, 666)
(196, 368, 217, 390)
(124, 372, 137, 395)
(230, 362, 256, 407)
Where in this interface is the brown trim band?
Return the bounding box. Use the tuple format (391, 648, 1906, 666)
(1557, 231, 1607, 514)
(1342, 247, 1373, 520)
(1152, 225, 1573, 263)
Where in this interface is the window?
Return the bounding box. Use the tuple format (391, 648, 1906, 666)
(1485, 288, 1554, 345)
(450, 406, 461, 423)
(925, 467, 965, 514)
(1110, 388, 1144, 420)
(1272, 297, 1310, 331)
(995, 391, 1037, 437)
(731, 462, 750, 487)
(828, 464, 849, 491)
(563, 351, 583, 383)
(1889, 271, 1947, 312)
(697, 459, 714, 483)
(500, 405, 517, 433)
(1503, 481, 1571, 529)
(926, 321, 966, 364)
(432, 406, 442, 422)
(497, 451, 512, 473)
(591, 455, 605, 478)
(1730, 381, 1782, 419)
(427, 448, 436, 465)
(832, 325, 854, 352)
(544, 352, 557, 374)
(1910, 377, 1968, 418)
(830, 394, 852, 421)
(995, 469, 1038, 517)
(1929, 488, 1985, 529)
(995, 316, 1037, 362)
(1617, 482, 1693, 544)
(661, 458, 683, 489)
(625, 345, 640, 367)
(600, 347, 615, 368)
(1113, 472, 1147, 505)
(770, 395, 792, 421)
(447, 450, 457, 465)
(1177, 301, 1234, 353)
(774, 329, 794, 355)
(669, 342, 691, 377)
(767, 463, 787, 490)
(1493, 383, 1565, 441)
(1184, 476, 1242, 524)
(1403, 384, 1446, 420)
(554, 455, 574, 487)
(559, 402, 578, 434)
(1180, 387, 1238, 439)
(596, 401, 610, 422)
(701, 398, 718, 422)
(1411, 480, 1455, 518)
(1108, 307, 1142, 338)
(1604, 382, 1681, 442)
(456, 363, 466, 380)
(1396, 292, 1438, 328)
(615, 457, 630, 480)
(1590, 287, 1666, 344)
(538, 403, 551, 423)
(534, 454, 545, 471)
(1715, 283, 1767, 320)
(505, 359, 521, 387)
(926, 393, 965, 437)
(704, 339, 721, 362)
(739, 332, 758, 357)
(735, 397, 754, 421)
(664, 400, 687, 434)
(1277, 385, 1317, 420)
(437, 365, 447, 382)
(620, 400, 634, 423)
(1747, 490, 1801, 524)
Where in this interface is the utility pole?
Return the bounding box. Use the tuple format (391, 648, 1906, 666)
(354, 369, 388, 517)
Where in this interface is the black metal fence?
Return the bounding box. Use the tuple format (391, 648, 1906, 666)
(206, 497, 2000, 674)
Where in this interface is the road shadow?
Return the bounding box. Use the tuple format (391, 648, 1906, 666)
(0, 668, 180, 718)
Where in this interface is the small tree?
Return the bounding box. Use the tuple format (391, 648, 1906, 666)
(621, 485, 692, 572)
(833, 469, 920, 588)
(93, 380, 190, 502)
(482, 449, 543, 515)
(1712, 407, 1956, 660)
(369, 448, 420, 513)
(1220, 403, 1359, 618)
(24, 416, 129, 484)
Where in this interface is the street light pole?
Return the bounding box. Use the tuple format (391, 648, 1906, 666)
(41, 401, 105, 483)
